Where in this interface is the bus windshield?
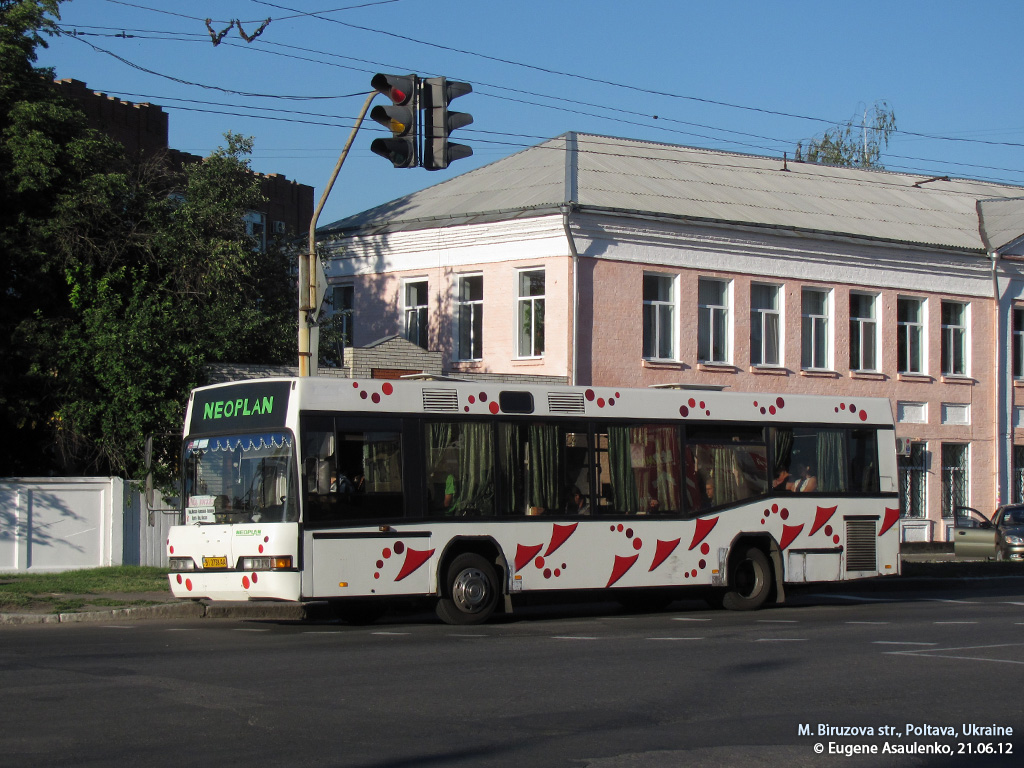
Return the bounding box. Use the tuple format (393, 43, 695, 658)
(183, 432, 298, 524)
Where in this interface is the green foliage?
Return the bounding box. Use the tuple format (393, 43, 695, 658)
(1, 0, 298, 481)
(797, 101, 896, 169)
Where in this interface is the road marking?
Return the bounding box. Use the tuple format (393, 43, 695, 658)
(165, 628, 199, 632)
(100, 625, 135, 630)
(372, 631, 410, 636)
(647, 637, 703, 641)
(553, 636, 598, 640)
(672, 617, 711, 622)
(934, 621, 978, 625)
(757, 619, 798, 623)
(809, 594, 896, 602)
(448, 633, 487, 638)
(755, 638, 807, 642)
(232, 628, 269, 632)
(303, 631, 343, 634)
(846, 621, 889, 625)
(872, 641, 937, 646)
(884, 642, 1024, 666)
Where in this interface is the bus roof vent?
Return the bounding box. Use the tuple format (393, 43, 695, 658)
(422, 388, 460, 412)
(548, 392, 586, 414)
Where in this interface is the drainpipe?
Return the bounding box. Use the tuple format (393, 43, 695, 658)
(562, 206, 579, 386)
(991, 247, 1006, 506)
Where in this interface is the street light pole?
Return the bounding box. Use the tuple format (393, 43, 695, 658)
(299, 90, 377, 377)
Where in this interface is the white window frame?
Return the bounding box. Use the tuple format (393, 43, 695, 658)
(750, 283, 782, 367)
(897, 296, 925, 375)
(849, 292, 879, 372)
(244, 210, 266, 252)
(801, 287, 832, 370)
(332, 284, 354, 346)
(454, 274, 484, 361)
(941, 300, 969, 377)
(403, 279, 429, 349)
(643, 273, 677, 361)
(1014, 307, 1024, 379)
(697, 277, 731, 364)
(516, 269, 545, 358)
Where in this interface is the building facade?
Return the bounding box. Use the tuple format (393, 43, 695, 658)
(317, 133, 1024, 539)
(54, 78, 314, 242)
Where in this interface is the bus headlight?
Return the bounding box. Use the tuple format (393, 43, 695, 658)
(169, 557, 196, 571)
(240, 556, 293, 571)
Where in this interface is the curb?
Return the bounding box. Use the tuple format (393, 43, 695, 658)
(0, 600, 306, 626)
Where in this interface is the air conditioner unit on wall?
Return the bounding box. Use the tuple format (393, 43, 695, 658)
(273, 220, 286, 235)
(895, 437, 913, 456)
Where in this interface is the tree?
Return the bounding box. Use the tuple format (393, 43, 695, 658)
(796, 101, 896, 169)
(1, 1, 297, 480)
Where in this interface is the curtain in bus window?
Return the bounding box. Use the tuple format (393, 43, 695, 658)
(849, 429, 879, 493)
(711, 446, 742, 505)
(816, 430, 848, 493)
(528, 424, 562, 512)
(453, 423, 495, 516)
(607, 427, 640, 513)
(607, 426, 680, 514)
(498, 423, 525, 515)
(774, 428, 793, 476)
(425, 421, 495, 516)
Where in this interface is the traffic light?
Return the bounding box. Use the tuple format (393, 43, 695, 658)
(370, 73, 418, 168)
(422, 77, 473, 171)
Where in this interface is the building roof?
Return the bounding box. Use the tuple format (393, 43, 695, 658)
(320, 132, 1024, 253)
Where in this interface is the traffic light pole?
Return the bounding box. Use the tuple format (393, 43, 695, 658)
(299, 90, 376, 377)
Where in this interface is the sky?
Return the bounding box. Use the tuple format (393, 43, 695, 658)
(34, 0, 1024, 228)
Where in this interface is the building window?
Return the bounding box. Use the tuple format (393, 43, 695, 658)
(332, 285, 354, 346)
(244, 211, 266, 252)
(404, 280, 428, 349)
(849, 293, 878, 372)
(517, 270, 545, 358)
(941, 443, 968, 518)
(897, 297, 925, 374)
(801, 288, 830, 370)
(941, 301, 968, 376)
(697, 278, 729, 363)
(750, 283, 781, 366)
(899, 442, 927, 518)
(455, 275, 483, 361)
(1014, 308, 1024, 379)
(643, 273, 676, 360)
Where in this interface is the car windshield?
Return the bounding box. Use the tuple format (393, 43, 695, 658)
(183, 432, 298, 524)
(1000, 508, 1024, 526)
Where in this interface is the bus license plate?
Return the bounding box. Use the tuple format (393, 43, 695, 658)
(202, 556, 228, 569)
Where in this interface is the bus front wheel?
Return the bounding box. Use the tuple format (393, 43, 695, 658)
(436, 553, 499, 625)
(722, 547, 772, 611)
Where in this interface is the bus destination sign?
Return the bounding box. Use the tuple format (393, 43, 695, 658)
(188, 381, 291, 435)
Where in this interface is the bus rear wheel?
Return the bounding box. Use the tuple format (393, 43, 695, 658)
(436, 553, 499, 625)
(722, 547, 772, 611)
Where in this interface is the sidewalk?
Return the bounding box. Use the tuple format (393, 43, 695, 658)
(1, 556, 1020, 626)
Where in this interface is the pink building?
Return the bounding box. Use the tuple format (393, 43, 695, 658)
(318, 133, 1024, 538)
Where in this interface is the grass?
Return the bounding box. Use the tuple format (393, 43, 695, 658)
(0, 566, 170, 614)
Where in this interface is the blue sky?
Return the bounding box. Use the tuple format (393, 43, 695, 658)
(36, 0, 1024, 227)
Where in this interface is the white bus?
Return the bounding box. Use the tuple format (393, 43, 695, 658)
(167, 377, 901, 624)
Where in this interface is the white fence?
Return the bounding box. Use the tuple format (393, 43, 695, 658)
(0, 478, 173, 573)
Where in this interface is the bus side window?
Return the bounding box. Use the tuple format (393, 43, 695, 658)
(600, 425, 682, 515)
(425, 421, 495, 517)
(497, 422, 592, 516)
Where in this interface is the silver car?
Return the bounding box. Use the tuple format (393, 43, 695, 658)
(954, 505, 1024, 561)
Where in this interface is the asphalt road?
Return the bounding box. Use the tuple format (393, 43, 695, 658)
(2, 581, 1023, 768)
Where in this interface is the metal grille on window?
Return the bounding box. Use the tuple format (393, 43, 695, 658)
(898, 443, 926, 518)
(845, 519, 877, 572)
(941, 443, 968, 518)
